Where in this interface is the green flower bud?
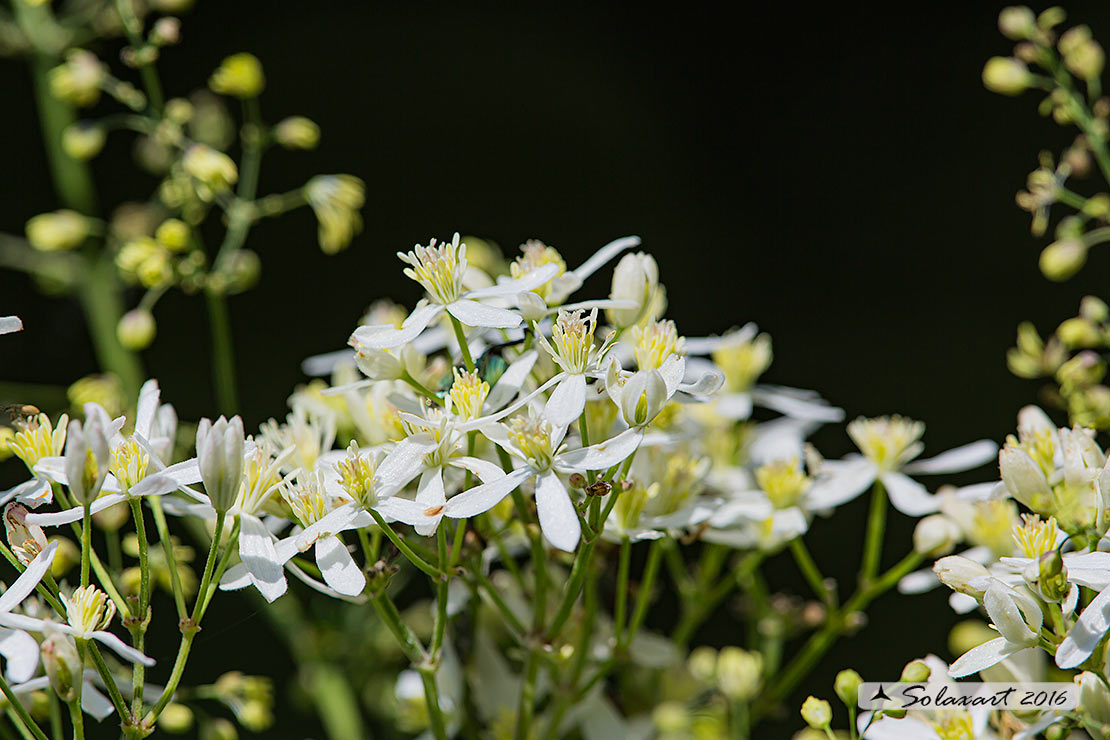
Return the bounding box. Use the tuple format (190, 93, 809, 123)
(717, 647, 762, 700)
(48, 50, 104, 107)
(155, 219, 190, 251)
(913, 515, 961, 556)
(1056, 317, 1100, 348)
(62, 123, 106, 161)
(900, 659, 931, 683)
(1080, 296, 1109, 323)
(200, 718, 238, 740)
(158, 703, 194, 734)
(1039, 238, 1088, 281)
(651, 701, 689, 732)
(800, 696, 832, 729)
(41, 629, 80, 702)
(209, 53, 265, 98)
(834, 669, 863, 706)
(688, 646, 718, 682)
(983, 56, 1032, 95)
(182, 145, 238, 194)
(26, 210, 90, 251)
(274, 116, 320, 150)
(117, 309, 156, 351)
(999, 7, 1037, 40)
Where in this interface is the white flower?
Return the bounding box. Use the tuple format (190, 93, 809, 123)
(0, 542, 58, 684)
(2, 411, 69, 509)
(196, 416, 245, 512)
(62, 409, 111, 505)
(808, 416, 997, 516)
(948, 580, 1042, 677)
(510, 236, 642, 321)
(350, 234, 560, 350)
(440, 413, 643, 551)
(606, 252, 659, 328)
(1057, 578, 1110, 668)
(536, 309, 616, 427)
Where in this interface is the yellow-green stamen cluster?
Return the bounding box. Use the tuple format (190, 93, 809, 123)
(8, 413, 67, 472)
(632, 319, 685, 371)
(969, 498, 1019, 557)
(236, 442, 286, 515)
(510, 240, 566, 300)
(110, 438, 149, 493)
(712, 332, 772, 392)
(335, 442, 381, 509)
(1012, 514, 1061, 559)
(543, 309, 598, 375)
(398, 234, 466, 305)
(507, 415, 557, 471)
(929, 711, 974, 740)
(847, 415, 925, 471)
(448, 368, 490, 421)
(65, 585, 116, 634)
(282, 472, 331, 528)
(755, 458, 810, 509)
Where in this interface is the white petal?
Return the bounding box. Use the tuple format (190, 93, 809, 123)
(449, 456, 505, 484)
(90, 631, 154, 666)
(948, 637, 1011, 677)
(128, 473, 179, 498)
(804, 459, 876, 509)
(445, 468, 532, 518)
(134, 380, 161, 441)
(239, 514, 287, 603)
(350, 302, 442, 350)
(2, 479, 51, 508)
(464, 263, 561, 298)
(157, 458, 203, 485)
(1057, 584, 1110, 668)
(0, 317, 22, 335)
(485, 350, 538, 412)
(556, 428, 643, 471)
(902, 440, 999, 475)
(25, 493, 128, 528)
(751, 386, 844, 423)
(80, 682, 115, 720)
(315, 537, 365, 596)
(414, 469, 446, 536)
(714, 393, 753, 421)
(897, 569, 940, 595)
(708, 494, 773, 527)
(375, 436, 437, 495)
(219, 563, 251, 591)
(446, 299, 522, 329)
(0, 630, 39, 682)
(534, 472, 580, 552)
(285, 559, 367, 604)
(544, 374, 587, 428)
(293, 503, 360, 551)
(0, 541, 57, 614)
(880, 472, 939, 516)
(375, 498, 431, 527)
(572, 236, 640, 280)
(656, 355, 685, 397)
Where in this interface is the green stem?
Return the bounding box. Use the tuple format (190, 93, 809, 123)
(613, 536, 631, 643)
(401, 370, 445, 407)
(790, 537, 831, 604)
(514, 649, 541, 740)
(46, 693, 61, 740)
(205, 290, 239, 415)
(86, 643, 131, 722)
(431, 526, 449, 660)
(368, 510, 439, 578)
(79, 503, 90, 588)
(419, 670, 449, 740)
(64, 699, 81, 740)
(147, 497, 186, 620)
(623, 538, 664, 646)
(860, 480, 887, 586)
(0, 674, 47, 740)
(449, 315, 475, 371)
(113, 0, 163, 114)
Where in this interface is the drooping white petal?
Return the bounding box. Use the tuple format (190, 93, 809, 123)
(375, 436, 438, 496)
(218, 563, 251, 591)
(0, 317, 22, 335)
(80, 682, 115, 720)
(573, 236, 640, 280)
(375, 497, 430, 526)
(714, 392, 753, 421)
(0, 630, 39, 682)
(25, 493, 129, 527)
(315, 537, 366, 596)
(445, 468, 533, 518)
(156, 458, 203, 485)
(238, 514, 287, 603)
(449, 456, 506, 484)
(534, 472, 580, 552)
(350, 302, 442, 350)
(1057, 584, 1110, 668)
(127, 472, 180, 498)
(556, 428, 643, 472)
(0, 478, 52, 509)
(485, 350, 538, 412)
(545, 374, 587, 428)
(880, 472, 939, 516)
(948, 637, 1012, 677)
(285, 559, 367, 604)
(897, 569, 940, 595)
(134, 380, 161, 441)
(414, 469, 446, 536)
(656, 355, 686, 397)
(0, 541, 57, 615)
(902, 440, 999, 475)
(751, 386, 844, 423)
(464, 263, 561, 299)
(446, 299, 522, 329)
(805, 459, 877, 510)
(88, 630, 155, 666)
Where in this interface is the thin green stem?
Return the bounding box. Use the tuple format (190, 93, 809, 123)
(431, 526, 450, 660)
(86, 643, 130, 722)
(148, 497, 187, 620)
(79, 502, 90, 588)
(46, 693, 61, 740)
(64, 699, 82, 740)
(113, 0, 163, 114)
(0, 674, 47, 740)
(419, 671, 449, 740)
(368, 510, 440, 578)
(623, 538, 664, 646)
(514, 649, 541, 740)
(449, 315, 476, 371)
(613, 536, 631, 643)
(860, 480, 887, 586)
(205, 290, 239, 415)
(401, 370, 445, 407)
(790, 537, 831, 604)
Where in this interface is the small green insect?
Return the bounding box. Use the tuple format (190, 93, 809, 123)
(437, 340, 520, 396)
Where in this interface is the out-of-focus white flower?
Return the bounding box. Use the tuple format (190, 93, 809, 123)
(304, 175, 365, 254)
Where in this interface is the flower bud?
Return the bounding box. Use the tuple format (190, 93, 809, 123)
(999, 447, 1053, 511)
(1037, 549, 1069, 602)
(274, 116, 320, 150)
(41, 628, 81, 702)
(25, 210, 90, 252)
(150, 17, 181, 46)
(900, 659, 931, 683)
(687, 646, 717, 682)
(155, 219, 190, 251)
(117, 308, 157, 351)
(159, 703, 194, 734)
(716, 647, 762, 700)
(606, 252, 658, 328)
(3, 503, 47, 565)
(800, 696, 831, 729)
(933, 556, 990, 600)
(209, 53, 265, 98)
(64, 410, 111, 505)
(1039, 239, 1088, 281)
(1061, 27, 1105, 80)
(835, 669, 863, 706)
(999, 7, 1037, 39)
(62, 123, 106, 161)
(353, 347, 403, 381)
(983, 57, 1032, 95)
(1057, 317, 1100, 348)
(200, 718, 238, 740)
(1077, 671, 1110, 727)
(618, 369, 668, 428)
(913, 515, 961, 556)
(48, 50, 104, 107)
(196, 416, 245, 513)
(182, 145, 238, 194)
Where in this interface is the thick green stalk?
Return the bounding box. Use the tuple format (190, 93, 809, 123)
(65, 698, 83, 740)
(147, 497, 187, 620)
(859, 480, 887, 586)
(127, 498, 151, 716)
(79, 503, 91, 588)
(790, 537, 831, 604)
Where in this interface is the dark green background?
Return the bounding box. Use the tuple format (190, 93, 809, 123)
(2, 2, 1108, 737)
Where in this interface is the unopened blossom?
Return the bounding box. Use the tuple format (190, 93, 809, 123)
(304, 175, 365, 254)
(606, 251, 659, 328)
(25, 210, 89, 252)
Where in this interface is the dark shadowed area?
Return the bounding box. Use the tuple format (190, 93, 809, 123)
(2, 2, 1109, 738)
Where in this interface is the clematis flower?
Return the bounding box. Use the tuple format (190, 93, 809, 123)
(808, 415, 997, 516)
(537, 308, 616, 427)
(350, 233, 560, 350)
(948, 580, 1042, 677)
(0, 542, 58, 684)
(2, 412, 69, 508)
(439, 411, 643, 551)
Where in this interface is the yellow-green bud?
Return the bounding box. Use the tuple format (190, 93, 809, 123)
(150, 17, 181, 46)
(200, 718, 238, 740)
(159, 703, 194, 734)
(117, 308, 156, 350)
(237, 700, 273, 731)
(222, 249, 261, 294)
(717, 647, 762, 700)
(1038, 7, 1067, 31)
(1080, 295, 1109, 323)
(1039, 238, 1087, 281)
(800, 696, 832, 729)
(155, 219, 190, 251)
(687, 646, 718, 682)
(1038, 550, 1069, 602)
(983, 56, 1032, 95)
(41, 630, 80, 702)
(182, 145, 238, 194)
(949, 620, 996, 656)
(999, 7, 1037, 39)
(25, 210, 90, 251)
(1061, 27, 1106, 81)
(900, 659, 931, 683)
(48, 50, 104, 107)
(49, 537, 79, 579)
(62, 123, 106, 161)
(274, 116, 320, 150)
(834, 669, 863, 706)
(913, 515, 961, 556)
(1056, 317, 1100, 348)
(209, 53, 265, 98)
(651, 702, 689, 732)
(165, 98, 194, 124)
